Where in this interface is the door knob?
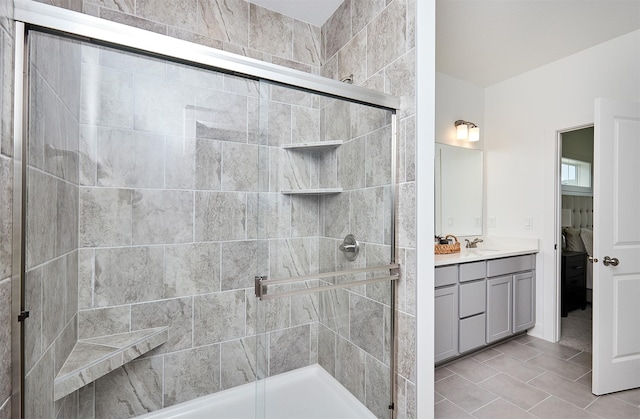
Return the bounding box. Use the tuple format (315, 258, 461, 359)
(588, 256, 598, 263)
(603, 256, 619, 267)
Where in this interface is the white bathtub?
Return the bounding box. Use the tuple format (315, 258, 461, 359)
(138, 364, 377, 419)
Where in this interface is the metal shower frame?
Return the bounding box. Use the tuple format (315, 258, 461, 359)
(10, 0, 402, 417)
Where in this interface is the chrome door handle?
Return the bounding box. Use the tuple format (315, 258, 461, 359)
(603, 256, 619, 267)
(588, 256, 598, 263)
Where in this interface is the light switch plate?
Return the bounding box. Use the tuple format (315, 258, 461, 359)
(524, 217, 533, 229)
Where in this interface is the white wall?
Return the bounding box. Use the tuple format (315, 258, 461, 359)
(416, 0, 436, 417)
(484, 29, 640, 341)
(435, 72, 485, 149)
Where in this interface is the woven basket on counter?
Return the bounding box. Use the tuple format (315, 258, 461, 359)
(434, 235, 460, 254)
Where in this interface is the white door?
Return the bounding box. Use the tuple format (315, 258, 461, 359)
(593, 98, 640, 395)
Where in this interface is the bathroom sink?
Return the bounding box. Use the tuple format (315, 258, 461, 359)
(468, 248, 501, 254)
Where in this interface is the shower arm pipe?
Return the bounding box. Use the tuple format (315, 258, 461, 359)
(13, 0, 401, 111)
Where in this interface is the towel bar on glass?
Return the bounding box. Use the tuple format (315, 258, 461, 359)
(254, 263, 400, 300)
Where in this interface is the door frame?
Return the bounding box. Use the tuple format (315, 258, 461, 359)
(554, 123, 594, 343)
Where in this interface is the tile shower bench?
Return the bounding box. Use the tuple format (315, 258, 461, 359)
(54, 326, 169, 401)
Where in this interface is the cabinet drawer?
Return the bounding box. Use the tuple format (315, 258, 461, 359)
(564, 260, 585, 277)
(459, 261, 486, 282)
(487, 254, 535, 277)
(435, 265, 458, 287)
(459, 314, 486, 353)
(459, 280, 486, 318)
(566, 277, 584, 288)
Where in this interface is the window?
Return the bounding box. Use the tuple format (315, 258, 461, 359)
(561, 157, 592, 195)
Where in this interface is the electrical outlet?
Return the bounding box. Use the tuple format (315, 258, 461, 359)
(447, 217, 454, 227)
(489, 216, 496, 228)
(474, 217, 481, 227)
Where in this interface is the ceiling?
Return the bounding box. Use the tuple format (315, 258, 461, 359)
(249, 0, 640, 87)
(437, 0, 640, 87)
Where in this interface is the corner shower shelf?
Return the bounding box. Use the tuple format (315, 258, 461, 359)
(282, 140, 342, 152)
(281, 188, 343, 195)
(53, 326, 169, 401)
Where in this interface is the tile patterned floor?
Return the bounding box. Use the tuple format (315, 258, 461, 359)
(435, 335, 640, 418)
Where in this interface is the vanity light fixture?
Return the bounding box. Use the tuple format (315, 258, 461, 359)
(455, 120, 480, 142)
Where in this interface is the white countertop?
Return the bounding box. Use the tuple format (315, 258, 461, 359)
(434, 236, 539, 266)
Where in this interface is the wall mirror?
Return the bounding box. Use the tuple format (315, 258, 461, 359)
(435, 143, 483, 237)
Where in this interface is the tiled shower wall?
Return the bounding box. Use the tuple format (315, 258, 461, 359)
(65, 42, 395, 417)
(320, 2, 418, 418)
(9, 0, 417, 418)
(24, 32, 82, 419)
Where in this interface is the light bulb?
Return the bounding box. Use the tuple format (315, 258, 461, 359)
(468, 126, 480, 142)
(456, 123, 468, 140)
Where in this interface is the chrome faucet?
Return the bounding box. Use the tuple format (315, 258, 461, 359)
(465, 238, 484, 248)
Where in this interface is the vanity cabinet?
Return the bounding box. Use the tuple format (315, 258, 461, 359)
(435, 284, 459, 362)
(435, 254, 536, 363)
(486, 254, 536, 343)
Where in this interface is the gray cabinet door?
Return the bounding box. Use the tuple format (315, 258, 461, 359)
(486, 275, 512, 343)
(459, 313, 486, 353)
(513, 271, 535, 333)
(435, 285, 459, 363)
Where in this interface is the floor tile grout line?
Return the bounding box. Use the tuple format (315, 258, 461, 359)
(566, 350, 587, 362)
(525, 339, 583, 357)
(436, 339, 640, 418)
(582, 398, 611, 419)
(476, 352, 501, 363)
(527, 375, 602, 412)
(608, 392, 640, 409)
(526, 394, 552, 413)
(467, 397, 501, 415)
(525, 369, 548, 384)
(534, 367, 592, 384)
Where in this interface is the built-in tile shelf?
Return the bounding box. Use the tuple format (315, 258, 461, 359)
(54, 326, 169, 401)
(282, 140, 342, 152)
(281, 141, 342, 195)
(281, 188, 343, 195)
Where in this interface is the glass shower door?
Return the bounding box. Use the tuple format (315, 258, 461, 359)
(253, 78, 399, 419)
(22, 28, 270, 419)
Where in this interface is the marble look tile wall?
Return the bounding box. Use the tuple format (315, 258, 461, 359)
(319, 1, 417, 418)
(74, 0, 323, 71)
(66, 44, 332, 418)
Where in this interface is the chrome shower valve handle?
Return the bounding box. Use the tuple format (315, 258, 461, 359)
(339, 234, 360, 261)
